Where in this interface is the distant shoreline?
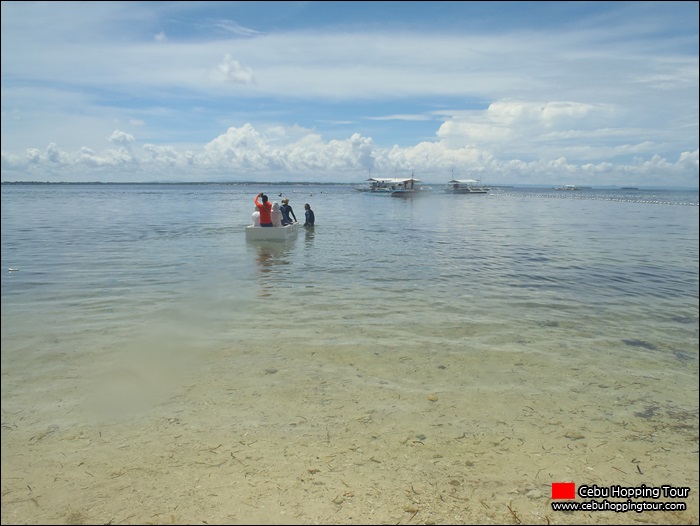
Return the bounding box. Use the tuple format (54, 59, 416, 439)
(0, 180, 346, 186)
(2, 181, 698, 191)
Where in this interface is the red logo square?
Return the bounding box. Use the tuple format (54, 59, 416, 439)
(551, 482, 576, 500)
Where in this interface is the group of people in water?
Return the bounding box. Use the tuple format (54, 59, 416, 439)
(252, 192, 315, 228)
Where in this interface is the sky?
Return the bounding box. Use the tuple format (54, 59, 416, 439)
(1, 1, 698, 187)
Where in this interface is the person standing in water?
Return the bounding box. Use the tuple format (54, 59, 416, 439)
(280, 198, 297, 225)
(254, 193, 273, 227)
(303, 203, 315, 227)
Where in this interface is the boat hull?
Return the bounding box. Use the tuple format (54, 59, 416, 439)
(445, 188, 488, 194)
(390, 189, 416, 197)
(391, 187, 432, 197)
(245, 223, 298, 241)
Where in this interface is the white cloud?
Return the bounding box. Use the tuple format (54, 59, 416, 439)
(211, 53, 255, 84)
(1, 121, 696, 188)
(0, 1, 696, 187)
(108, 130, 136, 147)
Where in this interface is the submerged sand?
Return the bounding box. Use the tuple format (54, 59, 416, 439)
(2, 332, 698, 526)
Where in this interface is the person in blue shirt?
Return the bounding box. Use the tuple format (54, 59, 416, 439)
(304, 203, 315, 227)
(280, 198, 297, 225)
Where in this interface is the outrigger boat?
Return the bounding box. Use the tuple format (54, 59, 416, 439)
(445, 179, 489, 194)
(356, 173, 427, 195)
(390, 176, 424, 197)
(355, 177, 411, 193)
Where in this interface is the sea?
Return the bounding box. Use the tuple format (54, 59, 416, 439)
(1, 182, 698, 524)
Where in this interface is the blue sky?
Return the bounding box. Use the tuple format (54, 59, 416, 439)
(1, 1, 698, 187)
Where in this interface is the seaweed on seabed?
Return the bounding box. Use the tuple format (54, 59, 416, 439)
(633, 403, 698, 440)
(665, 406, 699, 436)
(634, 405, 659, 419)
(673, 350, 697, 363)
(622, 339, 658, 351)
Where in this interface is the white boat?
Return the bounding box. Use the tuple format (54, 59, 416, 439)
(554, 184, 581, 191)
(355, 174, 424, 193)
(390, 176, 425, 197)
(445, 179, 489, 194)
(245, 222, 298, 241)
(355, 177, 407, 193)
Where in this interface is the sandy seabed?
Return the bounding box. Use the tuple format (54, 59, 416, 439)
(2, 335, 698, 525)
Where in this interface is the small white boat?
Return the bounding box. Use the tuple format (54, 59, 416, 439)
(445, 179, 489, 194)
(554, 184, 581, 191)
(390, 174, 425, 197)
(355, 177, 406, 193)
(245, 223, 298, 241)
(356, 174, 425, 196)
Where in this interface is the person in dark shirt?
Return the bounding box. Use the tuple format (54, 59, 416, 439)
(303, 203, 315, 227)
(280, 198, 297, 225)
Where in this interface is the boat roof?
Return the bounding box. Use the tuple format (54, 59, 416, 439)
(448, 179, 480, 184)
(367, 177, 421, 183)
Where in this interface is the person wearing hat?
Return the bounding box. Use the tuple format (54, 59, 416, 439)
(279, 197, 297, 226)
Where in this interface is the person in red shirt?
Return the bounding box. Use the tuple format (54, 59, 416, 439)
(254, 193, 273, 227)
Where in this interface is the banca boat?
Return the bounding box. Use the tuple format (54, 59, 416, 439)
(356, 176, 426, 194)
(445, 179, 489, 194)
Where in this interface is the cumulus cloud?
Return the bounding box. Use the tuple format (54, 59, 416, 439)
(108, 130, 135, 147)
(437, 100, 616, 148)
(212, 54, 255, 84)
(2, 117, 696, 188)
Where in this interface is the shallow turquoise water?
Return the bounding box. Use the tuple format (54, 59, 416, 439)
(2, 183, 697, 399)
